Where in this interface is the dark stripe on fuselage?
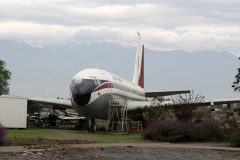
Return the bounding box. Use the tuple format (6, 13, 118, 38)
(94, 82, 145, 97)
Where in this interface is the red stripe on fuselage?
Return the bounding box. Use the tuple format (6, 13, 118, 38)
(94, 82, 112, 91)
(94, 82, 145, 97)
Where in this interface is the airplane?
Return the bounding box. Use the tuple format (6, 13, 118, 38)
(28, 34, 190, 131)
(27, 33, 240, 132)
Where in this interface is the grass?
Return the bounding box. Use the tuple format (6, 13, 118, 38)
(5, 128, 143, 145)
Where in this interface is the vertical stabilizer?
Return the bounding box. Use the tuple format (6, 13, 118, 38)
(132, 33, 144, 88)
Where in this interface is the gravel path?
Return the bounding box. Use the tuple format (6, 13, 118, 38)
(0, 143, 240, 160)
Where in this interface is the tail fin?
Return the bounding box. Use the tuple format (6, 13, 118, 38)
(132, 33, 144, 88)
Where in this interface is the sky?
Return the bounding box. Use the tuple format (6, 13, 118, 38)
(0, 0, 240, 99)
(0, 0, 240, 55)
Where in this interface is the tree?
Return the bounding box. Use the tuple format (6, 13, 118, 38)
(232, 58, 240, 92)
(171, 91, 205, 122)
(0, 59, 11, 95)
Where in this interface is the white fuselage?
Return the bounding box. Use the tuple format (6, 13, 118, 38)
(70, 68, 146, 119)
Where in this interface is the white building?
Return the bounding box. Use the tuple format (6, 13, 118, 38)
(0, 95, 27, 128)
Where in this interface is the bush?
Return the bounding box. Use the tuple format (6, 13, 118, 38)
(0, 124, 7, 146)
(142, 120, 225, 142)
(96, 124, 106, 132)
(230, 130, 240, 147)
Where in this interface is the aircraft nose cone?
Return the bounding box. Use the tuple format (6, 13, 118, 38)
(72, 93, 91, 106)
(70, 80, 92, 106)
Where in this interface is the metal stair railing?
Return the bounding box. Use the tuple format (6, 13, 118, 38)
(107, 95, 128, 134)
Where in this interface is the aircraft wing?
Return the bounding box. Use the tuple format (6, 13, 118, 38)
(145, 90, 191, 97)
(165, 102, 210, 108)
(165, 98, 240, 108)
(27, 97, 72, 109)
(211, 98, 240, 105)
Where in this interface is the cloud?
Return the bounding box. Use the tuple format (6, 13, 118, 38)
(0, 0, 240, 55)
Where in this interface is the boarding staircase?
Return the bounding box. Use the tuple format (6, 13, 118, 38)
(106, 94, 128, 134)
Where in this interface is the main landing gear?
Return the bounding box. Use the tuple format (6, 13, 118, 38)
(88, 118, 96, 132)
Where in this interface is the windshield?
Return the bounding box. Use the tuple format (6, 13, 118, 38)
(70, 79, 106, 95)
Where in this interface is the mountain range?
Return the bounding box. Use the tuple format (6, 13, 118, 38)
(0, 40, 239, 100)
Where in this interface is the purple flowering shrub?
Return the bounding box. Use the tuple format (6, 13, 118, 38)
(142, 120, 225, 142)
(0, 124, 7, 146)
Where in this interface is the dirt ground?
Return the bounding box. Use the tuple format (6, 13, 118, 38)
(0, 143, 240, 160)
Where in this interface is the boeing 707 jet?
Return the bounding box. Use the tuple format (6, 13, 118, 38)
(28, 34, 191, 130)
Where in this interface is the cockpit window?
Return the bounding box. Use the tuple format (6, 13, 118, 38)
(72, 78, 82, 84)
(70, 78, 107, 95)
(94, 79, 101, 85)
